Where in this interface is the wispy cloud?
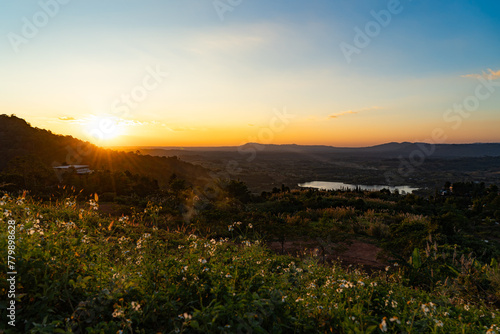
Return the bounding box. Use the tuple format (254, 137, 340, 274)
(461, 69, 500, 80)
(328, 106, 381, 119)
(328, 110, 358, 119)
(119, 119, 145, 126)
(55, 116, 86, 124)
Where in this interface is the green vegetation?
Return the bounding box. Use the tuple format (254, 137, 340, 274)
(1, 183, 500, 333)
(2, 115, 500, 332)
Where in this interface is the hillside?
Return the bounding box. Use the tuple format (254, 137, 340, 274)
(0, 115, 211, 192)
(1, 115, 500, 332)
(132, 143, 500, 194)
(1, 187, 500, 332)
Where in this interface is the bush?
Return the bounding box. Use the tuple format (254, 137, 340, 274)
(99, 192, 116, 202)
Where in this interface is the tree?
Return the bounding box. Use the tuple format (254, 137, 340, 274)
(0, 155, 57, 192)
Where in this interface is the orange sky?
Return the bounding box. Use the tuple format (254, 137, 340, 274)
(2, 1, 500, 147)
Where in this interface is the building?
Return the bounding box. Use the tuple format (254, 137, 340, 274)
(53, 165, 93, 175)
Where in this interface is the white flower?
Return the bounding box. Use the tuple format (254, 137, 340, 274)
(118, 236, 129, 244)
(228, 225, 234, 231)
(179, 312, 192, 320)
(112, 308, 124, 318)
(379, 317, 387, 332)
(390, 316, 401, 324)
(248, 223, 253, 228)
(434, 319, 443, 327)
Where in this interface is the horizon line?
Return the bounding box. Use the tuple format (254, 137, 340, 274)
(104, 141, 500, 149)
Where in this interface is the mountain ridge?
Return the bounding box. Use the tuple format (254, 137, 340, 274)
(133, 141, 500, 158)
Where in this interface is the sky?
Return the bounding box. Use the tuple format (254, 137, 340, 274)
(1, 0, 499, 147)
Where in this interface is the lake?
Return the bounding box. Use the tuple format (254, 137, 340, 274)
(298, 181, 419, 194)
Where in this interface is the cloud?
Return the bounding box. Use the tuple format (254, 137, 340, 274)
(328, 110, 358, 119)
(461, 69, 500, 80)
(119, 119, 145, 126)
(186, 23, 281, 57)
(55, 116, 86, 124)
(328, 106, 381, 119)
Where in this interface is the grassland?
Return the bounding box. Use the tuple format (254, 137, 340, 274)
(1, 192, 499, 333)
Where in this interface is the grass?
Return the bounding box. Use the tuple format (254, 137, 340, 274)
(0, 193, 499, 333)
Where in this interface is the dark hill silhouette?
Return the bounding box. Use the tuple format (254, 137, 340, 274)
(137, 141, 500, 159)
(0, 115, 210, 190)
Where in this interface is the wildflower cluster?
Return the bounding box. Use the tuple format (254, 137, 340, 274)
(88, 199, 99, 211)
(0, 194, 499, 333)
(136, 233, 151, 249)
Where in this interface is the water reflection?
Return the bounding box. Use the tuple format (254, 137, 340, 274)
(298, 181, 419, 194)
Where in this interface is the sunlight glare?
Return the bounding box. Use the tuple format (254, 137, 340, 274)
(84, 115, 124, 143)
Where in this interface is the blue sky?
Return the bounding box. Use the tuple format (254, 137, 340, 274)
(1, 0, 499, 146)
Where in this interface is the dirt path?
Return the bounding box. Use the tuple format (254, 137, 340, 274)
(267, 238, 388, 271)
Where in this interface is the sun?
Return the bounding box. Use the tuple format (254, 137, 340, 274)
(83, 115, 124, 144)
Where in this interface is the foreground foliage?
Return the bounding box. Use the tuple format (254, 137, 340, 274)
(0, 193, 499, 333)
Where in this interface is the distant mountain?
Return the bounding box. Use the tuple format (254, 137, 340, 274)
(357, 142, 500, 158)
(138, 142, 500, 159)
(0, 115, 210, 188)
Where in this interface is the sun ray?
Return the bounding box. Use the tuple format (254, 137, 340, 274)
(83, 115, 124, 144)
